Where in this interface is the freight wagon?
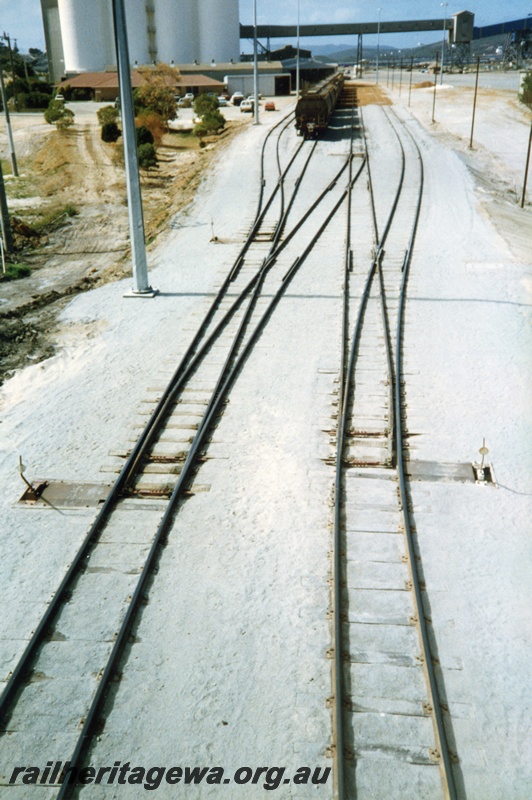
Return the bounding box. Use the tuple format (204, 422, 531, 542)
(295, 73, 344, 139)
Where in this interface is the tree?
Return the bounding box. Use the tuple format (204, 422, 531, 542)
(134, 85, 177, 123)
(193, 94, 225, 138)
(134, 63, 181, 126)
(194, 94, 219, 116)
(137, 63, 182, 88)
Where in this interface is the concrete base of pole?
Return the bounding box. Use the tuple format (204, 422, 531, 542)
(123, 287, 159, 298)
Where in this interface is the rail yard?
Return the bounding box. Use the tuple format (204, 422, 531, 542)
(0, 74, 530, 800)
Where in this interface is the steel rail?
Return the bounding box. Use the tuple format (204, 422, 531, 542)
(331, 105, 357, 800)
(56, 121, 367, 800)
(119, 136, 342, 493)
(122, 136, 319, 486)
(332, 106, 409, 800)
(1, 113, 357, 791)
(386, 107, 458, 800)
(0, 110, 296, 724)
(362, 107, 396, 468)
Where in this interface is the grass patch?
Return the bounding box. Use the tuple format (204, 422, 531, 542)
(1, 263, 31, 281)
(30, 203, 79, 233)
(163, 130, 201, 151)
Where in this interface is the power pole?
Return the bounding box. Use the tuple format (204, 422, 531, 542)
(253, 0, 260, 125)
(0, 69, 18, 176)
(111, 0, 155, 296)
(0, 158, 13, 253)
(521, 118, 532, 209)
(2, 33, 19, 112)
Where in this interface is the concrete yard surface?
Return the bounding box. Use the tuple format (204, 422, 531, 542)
(0, 73, 531, 799)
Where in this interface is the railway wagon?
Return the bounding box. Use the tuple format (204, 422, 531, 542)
(295, 73, 344, 139)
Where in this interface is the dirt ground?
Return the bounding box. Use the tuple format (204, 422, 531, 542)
(0, 105, 247, 385)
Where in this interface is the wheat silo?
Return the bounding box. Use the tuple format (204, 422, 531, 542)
(198, 0, 240, 63)
(57, 0, 114, 72)
(124, 0, 152, 65)
(43, 0, 242, 75)
(156, 0, 199, 65)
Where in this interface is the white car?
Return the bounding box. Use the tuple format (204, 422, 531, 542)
(218, 96, 228, 106)
(231, 92, 244, 106)
(240, 99, 254, 113)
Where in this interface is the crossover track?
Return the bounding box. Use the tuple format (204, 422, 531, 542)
(1, 108, 364, 798)
(331, 106, 459, 800)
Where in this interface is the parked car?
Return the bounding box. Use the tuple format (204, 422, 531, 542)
(218, 96, 228, 106)
(54, 94, 64, 102)
(184, 92, 195, 100)
(231, 92, 244, 106)
(264, 101, 276, 111)
(178, 97, 191, 107)
(240, 99, 254, 113)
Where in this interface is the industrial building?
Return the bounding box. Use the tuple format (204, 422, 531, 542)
(41, 0, 241, 82)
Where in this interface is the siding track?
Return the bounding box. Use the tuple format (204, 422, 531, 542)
(331, 106, 459, 800)
(1, 108, 365, 799)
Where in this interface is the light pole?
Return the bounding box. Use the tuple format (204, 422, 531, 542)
(376, 7, 381, 84)
(296, 0, 300, 99)
(112, 0, 154, 296)
(440, 2, 448, 85)
(253, 0, 260, 124)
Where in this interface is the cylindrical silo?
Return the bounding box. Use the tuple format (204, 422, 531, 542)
(198, 0, 240, 64)
(156, 0, 198, 65)
(58, 0, 112, 72)
(123, 0, 151, 66)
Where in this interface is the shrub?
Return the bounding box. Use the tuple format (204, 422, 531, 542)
(72, 88, 91, 100)
(101, 121, 121, 142)
(56, 109, 75, 130)
(135, 111, 165, 146)
(519, 71, 532, 107)
(193, 123, 208, 138)
(202, 110, 225, 133)
(44, 99, 66, 124)
(135, 125, 154, 146)
(35, 81, 54, 94)
(137, 142, 158, 168)
(44, 100, 75, 129)
(20, 91, 51, 109)
(97, 105, 119, 126)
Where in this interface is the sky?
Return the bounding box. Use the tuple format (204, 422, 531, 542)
(3, 0, 532, 54)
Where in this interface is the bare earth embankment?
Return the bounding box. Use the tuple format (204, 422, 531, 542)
(0, 104, 246, 384)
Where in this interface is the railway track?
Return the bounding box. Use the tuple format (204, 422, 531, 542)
(1, 107, 365, 797)
(331, 106, 459, 799)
